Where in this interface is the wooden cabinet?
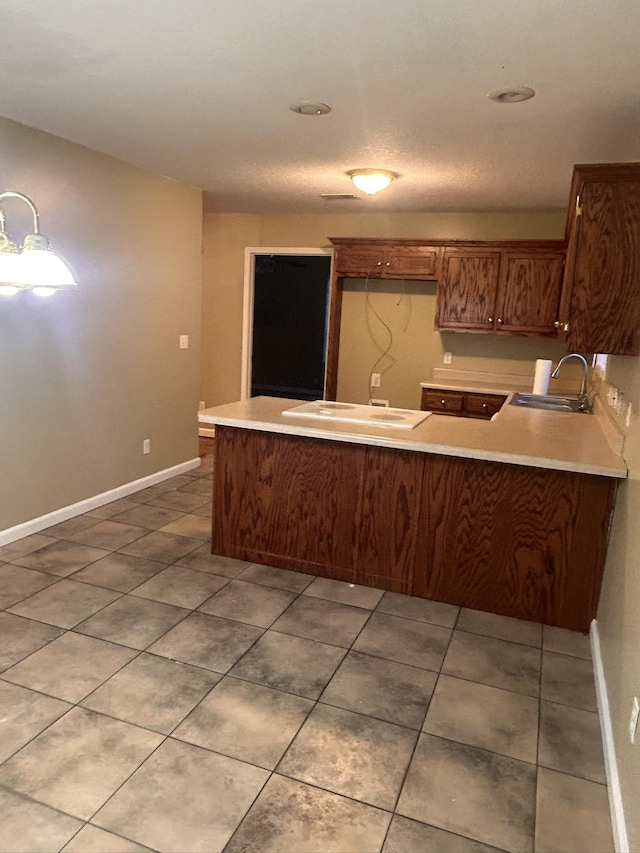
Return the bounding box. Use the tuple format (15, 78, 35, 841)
(558, 163, 640, 355)
(332, 238, 441, 279)
(434, 244, 565, 335)
(212, 425, 618, 630)
(421, 388, 506, 419)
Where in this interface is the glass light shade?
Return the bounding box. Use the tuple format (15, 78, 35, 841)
(0, 284, 20, 296)
(0, 248, 24, 286)
(32, 286, 57, 297)
(348, 169, 396, 195)
(17, 244, 78, 288)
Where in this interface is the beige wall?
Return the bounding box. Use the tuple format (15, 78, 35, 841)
(0, 117, 202, 532)
(597, 354, 640, 851)
(201, 209, 567, 407)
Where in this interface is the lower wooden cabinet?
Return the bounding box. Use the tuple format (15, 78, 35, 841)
(212, 426, 617, 630)
(421, 388, 506, 419)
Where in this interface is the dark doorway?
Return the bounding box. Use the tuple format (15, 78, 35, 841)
(251, 254, 332, 401)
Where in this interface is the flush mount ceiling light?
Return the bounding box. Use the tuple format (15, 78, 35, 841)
(488, 86, 536, 103)
(0, 191, 78, 297)
(347, 169, 397, 195)
(289, 101, 332, 115)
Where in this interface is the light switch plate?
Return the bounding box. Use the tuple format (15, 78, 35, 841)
(179, 335, 189, 349)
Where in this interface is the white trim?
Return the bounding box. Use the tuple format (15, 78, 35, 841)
(241, 247, 334, 400)
(198, 427, 216, 437)
(0, 458, 201, 548)
(591, 619, 629, 853)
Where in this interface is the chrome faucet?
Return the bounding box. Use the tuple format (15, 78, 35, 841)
(551, 353, 589, 397)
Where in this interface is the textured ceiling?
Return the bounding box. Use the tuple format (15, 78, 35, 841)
(0, 0, 638, 213)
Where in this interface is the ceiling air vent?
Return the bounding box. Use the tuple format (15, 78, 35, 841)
(319, 193, 359, 200)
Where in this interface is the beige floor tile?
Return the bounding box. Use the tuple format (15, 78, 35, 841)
(0, 681, 71, 762)
(278, 703, 418, 810)
(64, 520, 148, 550)
(376, 590, 460, 628)
(541, 650, 597, 711)
(443, 630, 541, 696)
(0, 787, 82, 853)
(198, 579, 296, 628)
(118, 530, 201, 563)
(0, 563, 58, 608)
(321, 650, 437, 729)
(238, 562, 314, 592)
(535, 767, 613, 853)
(3, 631, 137, 702)
(148, 611, 263, 672)
(62, 824, 154, 852)
(157, 513, 212, 540)
(174, 675, 312, 768)
(456, 608, 543, 647)
(352, 611, 451, 671)
(0, 707, 163, 821)
(93, 738, 268, 852)
(75, 594, 189, 649)
(224, 774, 391, 853)
(423, 674, 539, 763)
(109, 503, 185, 530)
(229, 630, 346, 699)
(543, 625, 592, 659)
(383, 815, 506, 853)
(538, 700, 606, 783)
(131, 564, 228, 609)
(11, 540, 110, 577)
(303, 576, 385, 609)
(397, 733, 536, 852)
(82, 652, 220, 734)
(0, 533, 58, 562)
(70, 552, 168, 593)
(175, 547, 250, 577)
(0, 612, 64, 672)
(8, 579, 121, 628)
(271, 595, 371, 647)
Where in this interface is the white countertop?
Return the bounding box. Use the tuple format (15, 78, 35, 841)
(199, 395, 627, 479)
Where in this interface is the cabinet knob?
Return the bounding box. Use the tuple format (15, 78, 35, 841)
(441, 399, 446, 405)
(482, 403, 487, 408)
(488, 317, 493, 323)
(385, 262, 391, 266)
(563, 322, 570, 333)
(554, 320, 561, 328)
(497, 318, 503, 324)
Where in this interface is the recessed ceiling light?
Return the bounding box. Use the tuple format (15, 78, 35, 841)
(488, 86, 536, 103)
(290, 101, 332, 115)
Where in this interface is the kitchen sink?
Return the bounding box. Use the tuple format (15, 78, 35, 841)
(510, 393, 592, 413)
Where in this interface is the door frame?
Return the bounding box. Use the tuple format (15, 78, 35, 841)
(241, 247, 334, 400)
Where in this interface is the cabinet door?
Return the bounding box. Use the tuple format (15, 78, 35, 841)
(463, 393, 507, 418)
(435, 249, 501, 330)
(334, 246, 386, 277)
(386, 246, 441, 279)
(421, 389, 464, 414)
(564, 177, 640, 354)
(495, 253, 564, 335)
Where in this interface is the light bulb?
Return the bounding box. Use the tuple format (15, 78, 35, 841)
(32, 286, 56, 297)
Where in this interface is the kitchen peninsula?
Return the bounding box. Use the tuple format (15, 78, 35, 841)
(200, 395, 626, 631)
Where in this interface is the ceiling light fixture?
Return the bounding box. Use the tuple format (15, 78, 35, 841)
(0, 191, 78, 297)
(347, 169, 397, 195)
(488, 86, 536, 103)
(290, 101, 331, 116)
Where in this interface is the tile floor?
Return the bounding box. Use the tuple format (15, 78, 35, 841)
(0, 454, 614, 853)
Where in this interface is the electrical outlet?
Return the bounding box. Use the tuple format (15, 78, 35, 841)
(199, 401, 206, 411)
(143, 439, 151, 455)
(179, 335, 189, 349)
(370, 373, 381, 387)
(630, 697, 639, 744)
(443, 352, 452, 365)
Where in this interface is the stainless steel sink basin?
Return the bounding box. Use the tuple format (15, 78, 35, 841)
(510, 393, 592, 413)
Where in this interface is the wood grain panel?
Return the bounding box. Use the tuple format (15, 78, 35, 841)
(414, 455, 616, 631)
(497, 253, 564, 334)
(213, 427, 364, 580)
(568, 178, 640, 354)
(334, 247, 386, 276)
(387, 246, 441, 279)
(435, 249, 501, 330)
(354, 447, 424, 592)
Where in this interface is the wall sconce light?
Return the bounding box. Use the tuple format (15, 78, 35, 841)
(347, 169, 397, 195)
(0, 191, 78, 297)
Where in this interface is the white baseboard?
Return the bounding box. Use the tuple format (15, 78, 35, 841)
(591, 619, 629, 853)
(0, 457, 201, 548)
(198, 427, 216, 438)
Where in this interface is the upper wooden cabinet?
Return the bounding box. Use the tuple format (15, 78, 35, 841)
(330, 238, 441, 279)
(558, 163, 640, 355)
(434, 243, 565, 335)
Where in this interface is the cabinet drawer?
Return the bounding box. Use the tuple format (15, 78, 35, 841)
(464, 393, 507, 418)
(335, 248, 385, 276)
(387, 247, 441, 279)
(422, 390, 464, 413)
